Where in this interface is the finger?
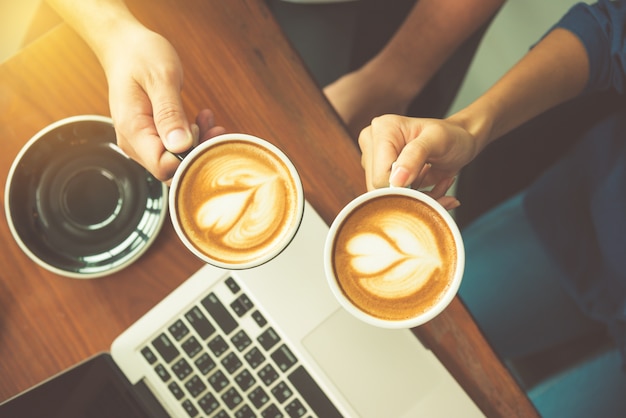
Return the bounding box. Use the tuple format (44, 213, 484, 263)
(368, 116, 407, 189)
(196, 109, 227, 142)
(116, 120, 181, 182)
(425, 177, 456, 200)
(392, 138, 430, 187)
(196, 108, 214, 137)
(190, 123, 200, 147)
(148, 82, 192, 154)
(203, 125, 227, 142)
(131, 130, 181, 182)
(435, 195, 461, 211)
(358, 125, 375, 190)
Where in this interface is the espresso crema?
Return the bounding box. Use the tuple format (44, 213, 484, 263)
(332, 195, 457, 321)
(175, 140, 300, 266)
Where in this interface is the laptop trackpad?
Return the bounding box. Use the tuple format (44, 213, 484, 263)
(302, 308, 482, 418)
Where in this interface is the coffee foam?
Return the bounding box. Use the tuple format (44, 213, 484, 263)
(175, 140, 298, 265)
(332, 195, 457, 321)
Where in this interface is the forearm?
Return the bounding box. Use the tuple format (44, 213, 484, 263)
(369, 0, 504, 99)
(45, 0, 146, 67)
(448, 27, 589, 154)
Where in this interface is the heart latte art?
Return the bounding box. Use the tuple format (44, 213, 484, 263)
(175, 140, 301, 266)
(331, 195, 457, 321)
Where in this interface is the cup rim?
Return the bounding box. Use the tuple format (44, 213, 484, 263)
(169, 133, 305, 270)
(324, 187, 465, 329)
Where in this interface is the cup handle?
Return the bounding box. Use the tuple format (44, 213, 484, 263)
(170, 147, 194, 162)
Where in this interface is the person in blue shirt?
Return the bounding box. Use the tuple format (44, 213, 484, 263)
(359, 1, 626, 416)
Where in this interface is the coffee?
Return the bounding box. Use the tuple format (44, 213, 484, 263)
(327, 190, 462, 325)
(171, 136, 303, 268)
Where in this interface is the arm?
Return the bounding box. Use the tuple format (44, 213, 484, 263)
(456, 0, 626, 151)
(324, 0, 504, 138)
(45, 0, 224, 181)
(450, 27, 588, 155)
(359, 0, 626, 198)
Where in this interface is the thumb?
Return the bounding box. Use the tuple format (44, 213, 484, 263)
(389, 139, 430, 188)
(151, 88, 192, 154)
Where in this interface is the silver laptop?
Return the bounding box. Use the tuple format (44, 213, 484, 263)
(1, 202, 483, 417)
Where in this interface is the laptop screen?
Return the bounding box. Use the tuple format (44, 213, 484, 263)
(0, 353, 166, 418)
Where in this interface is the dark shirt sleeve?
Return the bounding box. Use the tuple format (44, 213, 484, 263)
(551, 0, 626, 94)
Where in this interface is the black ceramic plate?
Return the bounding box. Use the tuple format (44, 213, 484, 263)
(5, 115, 168, 278)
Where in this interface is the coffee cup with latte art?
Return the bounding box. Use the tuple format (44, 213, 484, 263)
(169, 133, 304, 269)
(324, 187, 464, 328)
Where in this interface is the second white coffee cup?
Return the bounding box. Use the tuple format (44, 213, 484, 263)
(324, 187, 464, 328)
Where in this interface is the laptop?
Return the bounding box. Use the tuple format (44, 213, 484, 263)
(1, 202, 484, 417)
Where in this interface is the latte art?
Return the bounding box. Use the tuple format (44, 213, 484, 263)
(332, 195, 457, 321)
(194, 163, 286, 250)
(346, 215, 442, 299)
(175, 140, 301, 266)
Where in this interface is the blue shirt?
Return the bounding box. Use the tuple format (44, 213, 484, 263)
(524, 0, 626, 363)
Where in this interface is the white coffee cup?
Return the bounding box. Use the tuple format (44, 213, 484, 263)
(324, 187, 464, 328)
(169, 133, 305, 270)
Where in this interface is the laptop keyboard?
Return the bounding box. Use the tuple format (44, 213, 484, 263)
(139, 275, 342, 417)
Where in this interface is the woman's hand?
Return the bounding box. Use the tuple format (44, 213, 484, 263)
(358, 114, 480, 210)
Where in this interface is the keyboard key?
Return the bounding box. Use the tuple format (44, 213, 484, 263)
(222, 352, 243, 374)
(244, 346, 265, 369)
(172, 358, 193, 380)
(252, 310, 267, 327)
(261, 403, 283, 418)
(248, 386, 270, 409)
(168, 381, 184, 400)
(154, 364, 171, 382)
(185, 307, 216, 340)
(235, 404, 256, 418)
(181, 336, 203, 358)
(214, 410, 229, 418)
(208, 335, 229, 357)
(258, 364, 279, 386)
(258, 328, 280, 351)
(140, 346, 157, 364)
(231, 330, 252, 352)
(194, 352, 217, 375)
(201, 292, 237, 335)
(230, 293, 254, 317)
(234, 369, 256, 391)
(185, 375, 207, 398)
(288, 366, 342, 417)
(152, 333, 179, 363)
(271, 381, 293, 404)
(222, 387, 244, 410)
(181, 399, 199, 417)
(285, 398, 307, 418)
(198, 392, 220, 415)
(208, 370, 230, 392)
(225, 276, 240, 294)
(168, 319, 190, 341)
(271, 344, 297, 372)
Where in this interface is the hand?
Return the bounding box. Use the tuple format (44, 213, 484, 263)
(100, 26, 225, 181)
(358, 114, 479, 210)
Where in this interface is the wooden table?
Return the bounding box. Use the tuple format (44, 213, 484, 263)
(0, 1, 537, 416)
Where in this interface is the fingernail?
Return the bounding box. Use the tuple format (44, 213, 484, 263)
(165, 128, 191, 151)
(389, 164, 410, 187)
